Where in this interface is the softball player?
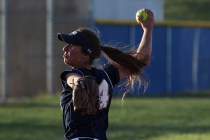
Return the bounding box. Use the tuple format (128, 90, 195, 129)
(58, 9, 154, 140)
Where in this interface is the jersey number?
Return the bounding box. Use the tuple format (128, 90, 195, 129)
(98, 80, 109, 109)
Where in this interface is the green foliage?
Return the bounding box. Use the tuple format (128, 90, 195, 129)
(1, 95, 210, 140)
(164, 0, 210, 21)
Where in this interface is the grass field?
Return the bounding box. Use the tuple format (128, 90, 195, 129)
(1, 95, 210, 140)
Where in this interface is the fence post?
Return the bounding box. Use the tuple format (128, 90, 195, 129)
(130, 25, 136, 47)
(46, 0, 55, 95)
(192, 28, 200, 92)
(0, 0, 8, 103)
(166, 27, 172, 93)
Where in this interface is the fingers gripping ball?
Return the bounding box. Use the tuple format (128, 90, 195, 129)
(72, 76, 99, 115)
(136, 9, 148, 23)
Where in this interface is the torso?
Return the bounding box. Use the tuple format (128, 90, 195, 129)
(60, 64, 120, 140)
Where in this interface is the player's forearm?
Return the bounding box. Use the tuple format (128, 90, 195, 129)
(136, 29, 153, 65)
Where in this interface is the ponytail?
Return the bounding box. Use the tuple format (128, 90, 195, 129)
(101, 45, 148, 93)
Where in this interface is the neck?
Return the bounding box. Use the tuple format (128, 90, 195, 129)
(72, 65, 92, 69)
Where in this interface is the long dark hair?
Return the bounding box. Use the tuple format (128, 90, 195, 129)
(76, 28, 149, 93)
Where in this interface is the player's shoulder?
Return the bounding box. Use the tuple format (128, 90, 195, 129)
(100, 63, 118, 72)
(60, 68, 85, 80)
(98, 64, 120, 86)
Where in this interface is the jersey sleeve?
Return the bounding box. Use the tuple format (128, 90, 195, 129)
(60, 69, 84, 81)
(60, 69, 85, 89)
(101, 64, 120, 86)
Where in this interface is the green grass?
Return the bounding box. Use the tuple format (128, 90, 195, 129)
(164, 0, 210, 21)
(108, 97, 210, 140)
(1, 95, 210, 140)
(0, 95, 63, 140)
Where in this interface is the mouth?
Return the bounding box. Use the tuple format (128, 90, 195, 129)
(63, 53, 69, 58)
(63, 57, 68, 64)
(63, 54, 68, 61)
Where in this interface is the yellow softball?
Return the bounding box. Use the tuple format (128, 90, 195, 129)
(136, 9, 148, 23)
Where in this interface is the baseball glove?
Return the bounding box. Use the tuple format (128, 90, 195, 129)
(72, 76, 99, 115)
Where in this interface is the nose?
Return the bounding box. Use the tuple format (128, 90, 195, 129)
(63, 45, 68, 51)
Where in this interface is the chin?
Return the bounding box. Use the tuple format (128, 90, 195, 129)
(65, 62, 74, 67)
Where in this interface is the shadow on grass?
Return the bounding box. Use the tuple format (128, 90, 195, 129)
(1, 102, 59, 109)
(118, 91, 210, 99)
(108, 123, 210, 140)
(0, 121, 63, 140)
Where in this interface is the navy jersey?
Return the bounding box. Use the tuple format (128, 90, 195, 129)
(60, 64, 120, 140)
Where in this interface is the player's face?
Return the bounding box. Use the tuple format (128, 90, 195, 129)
(62, 44, 89, 67)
